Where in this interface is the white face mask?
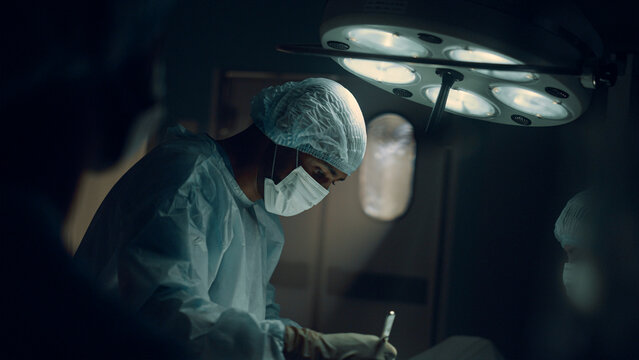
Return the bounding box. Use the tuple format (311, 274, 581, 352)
(264, 146, 329, 217)
(562, 261, 602, 313)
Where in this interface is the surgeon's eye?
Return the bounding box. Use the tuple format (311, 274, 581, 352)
(314, 168, 328, 182)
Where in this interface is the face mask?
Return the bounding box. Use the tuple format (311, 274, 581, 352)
(562, 261, 602, 313)
(264, 146, 329, 216)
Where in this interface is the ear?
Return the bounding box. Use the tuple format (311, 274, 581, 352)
(272, 146, 298, 183)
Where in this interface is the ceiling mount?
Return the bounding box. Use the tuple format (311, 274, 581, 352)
(424, 68, 464, 131)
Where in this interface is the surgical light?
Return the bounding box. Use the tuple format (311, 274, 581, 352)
(446, 47, 536, 82)
(424, 86, 496, 118)
(276, 0, 611, 127)
(348, 28, 429, 57)
(342, 58, 417, 84)
(492, 86, 569, 119)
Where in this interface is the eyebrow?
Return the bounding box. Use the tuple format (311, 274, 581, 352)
(327, 164, 347, 182)
(316, 160, 344, 180)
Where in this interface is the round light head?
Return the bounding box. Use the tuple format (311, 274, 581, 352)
(447, 47, 537, 82)
(424, 86, 497, 118)
(492, 86, 569, 119)
(321, 7, 595, 127)
(348, 28, 429, 57)
(342, 58, 417, 84)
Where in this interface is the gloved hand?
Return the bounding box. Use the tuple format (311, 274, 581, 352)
(283, 326, 397, 360)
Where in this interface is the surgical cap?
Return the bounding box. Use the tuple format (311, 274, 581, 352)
(251, 78, 366, 175)
(554, 191, 596, 249)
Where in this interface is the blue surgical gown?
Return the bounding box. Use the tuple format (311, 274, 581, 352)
(74, 126, 296, 360)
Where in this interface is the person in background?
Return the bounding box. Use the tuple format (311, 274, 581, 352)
(1, 1, 189, 359)
(554, 190, 604, 314)
(73, 78, 398, 360)
(553, 188, 639, 359)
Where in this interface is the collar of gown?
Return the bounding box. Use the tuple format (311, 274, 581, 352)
(205, 134, 255, 209)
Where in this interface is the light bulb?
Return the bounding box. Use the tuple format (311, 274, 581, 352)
(342, 58, 417, 84)
(492, 86, 569, 119)
(447, 47, 536, 82)
(424, 86, 497, 117)
(348, 28, 429, 57)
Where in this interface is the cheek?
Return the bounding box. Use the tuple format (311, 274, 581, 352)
(274, 160, 297, 183)
(319, 180, 331, 190)
(311, 174, 331, 189)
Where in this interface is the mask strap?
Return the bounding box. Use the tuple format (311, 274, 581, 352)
(271, 144, 278, 179)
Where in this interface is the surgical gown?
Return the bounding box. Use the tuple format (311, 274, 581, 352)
(74, 126, 296, 360)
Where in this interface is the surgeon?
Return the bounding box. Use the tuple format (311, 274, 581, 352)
(554, 190, 604, 314)
(74, 78, 398, 360)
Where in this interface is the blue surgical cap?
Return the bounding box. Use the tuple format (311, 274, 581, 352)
(251, 78, 366, 175)
(554, 191, 595, 249)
